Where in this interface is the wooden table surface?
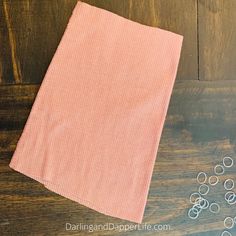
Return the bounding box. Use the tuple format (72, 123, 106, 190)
(1, 1, 236, 235)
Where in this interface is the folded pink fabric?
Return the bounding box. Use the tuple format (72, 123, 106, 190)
(9, 1, 183, 223)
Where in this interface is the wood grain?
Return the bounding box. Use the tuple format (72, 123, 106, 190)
(198, 0, 236, 80)
(0, 0, 197, 84)
(0, 0, 78, 84)
(1, 81, 236, 235)
(2, 0, 22, 84)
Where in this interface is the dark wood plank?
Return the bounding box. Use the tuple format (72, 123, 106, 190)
(82, 0, 198, 80)
(198, 0, 236, 80)
(145, 0, 197, 81)
(0, 84, 39, 131)
(1, 81, 236, 235)
(0, 0, 197, 84)
(0, 0, 78, 84)
(0, 1, 15, 84)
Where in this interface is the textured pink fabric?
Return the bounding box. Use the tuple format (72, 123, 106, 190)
(9, 1, 183, 223)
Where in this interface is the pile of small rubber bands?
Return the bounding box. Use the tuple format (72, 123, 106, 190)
(188, 156, 236, 236)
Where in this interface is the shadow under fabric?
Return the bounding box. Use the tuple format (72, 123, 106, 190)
(9, 1, 183, 223)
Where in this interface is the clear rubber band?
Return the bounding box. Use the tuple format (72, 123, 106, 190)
(224, 217, 234, 229)
(209, 203, 220, 214)
(198, 184, 210, 196)
(197, 172, 207, 184)
(208, 175, 219, 186)
(224, 179, 234, 191)
(190, 192, 202, 204)
(221, 231, 232, 236)
(214, 164, 225, 175)
(225, 191, 235, 201)
(223, 156, 234, 168)
(188, 208, 199, 219)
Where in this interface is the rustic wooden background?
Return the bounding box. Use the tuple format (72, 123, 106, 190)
(1, 0, 236, 235)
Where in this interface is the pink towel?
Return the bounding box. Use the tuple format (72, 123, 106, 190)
(9, 1, 183, 223)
